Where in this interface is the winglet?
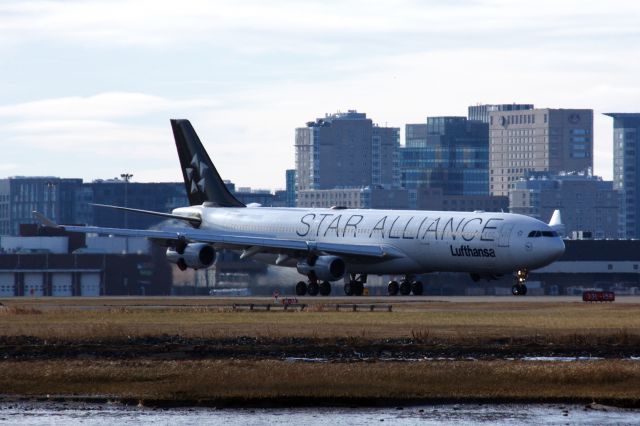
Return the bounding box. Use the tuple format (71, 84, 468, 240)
(549, 209, 565, 237)
(549, 209, 562, 227)
(32, 211, 58, 227)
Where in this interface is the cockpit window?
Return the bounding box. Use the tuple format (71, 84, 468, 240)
(528, 230, 558, 238)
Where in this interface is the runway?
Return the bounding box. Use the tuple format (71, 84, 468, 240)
(4, 295, 639, 310)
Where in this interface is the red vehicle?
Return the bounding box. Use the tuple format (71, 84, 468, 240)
(582, 291, 615, 302)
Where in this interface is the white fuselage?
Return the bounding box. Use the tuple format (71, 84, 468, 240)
(174, 206, 565, 276)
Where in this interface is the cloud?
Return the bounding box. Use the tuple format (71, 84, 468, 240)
(0, 92, 208, 181)
(0, 0, 637, 53)
(0, 92, 219, 120)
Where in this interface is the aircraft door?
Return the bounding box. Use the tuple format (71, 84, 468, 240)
(498, 223, 514, 247)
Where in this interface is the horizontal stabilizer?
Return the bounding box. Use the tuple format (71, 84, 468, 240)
(90, 203, 202, 227)
(32, 211, 58, 227)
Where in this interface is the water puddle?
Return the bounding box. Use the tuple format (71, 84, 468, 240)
(0, 403, 638, 425)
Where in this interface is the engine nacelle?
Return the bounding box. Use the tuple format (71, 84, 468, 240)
(166, 243, 216, 271)
(296, 255, 346, 282)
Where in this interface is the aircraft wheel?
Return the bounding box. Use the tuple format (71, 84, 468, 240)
(511, 284, 520, 296)
(307, 282, 319, 296)
(388, 281, 399, 296)
(344, 281, 354, 296)
(411, 281, 423, 296)
(295, 281, 308, 296)
(520, 284, 528, 296)
(319, 281, 332, 296)
(399, 280, 411, 296)
(353, 281, 364, 296)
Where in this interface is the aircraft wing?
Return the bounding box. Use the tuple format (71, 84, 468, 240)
(57, 224, 403, 259)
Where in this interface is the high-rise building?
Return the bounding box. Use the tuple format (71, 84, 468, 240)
(489, 108, 593, 197)
(401, 117, 489, 197)
(415, 187, 508, 212)
(285, 169, 296, 207)
(0, 177, 83, 235)
(295, 110, 400, 191)
(604, 113, 640, 238)
(468, 104, 534, 124)
(509, 171, 619, 239)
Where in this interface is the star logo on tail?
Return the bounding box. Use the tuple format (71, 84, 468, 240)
(186, 154, 207, 194)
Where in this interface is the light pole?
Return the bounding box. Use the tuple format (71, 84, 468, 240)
(120, 173, 133, 228)
(45, 181, 56, 220)
(120, 173, 133, 254)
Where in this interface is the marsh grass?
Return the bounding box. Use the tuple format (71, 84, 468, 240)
(1, 359, 639, 401)
(0, 299, 638, 345)
(0, 306, 42, 315)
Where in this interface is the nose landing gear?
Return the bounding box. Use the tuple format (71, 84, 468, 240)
(511, 269, 528, 296)
(344, 274, 366, 296)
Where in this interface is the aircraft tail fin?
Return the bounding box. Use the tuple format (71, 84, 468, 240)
(170, 119, 245, 207)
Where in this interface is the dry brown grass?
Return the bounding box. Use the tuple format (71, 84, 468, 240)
(0, 298, 638, 343)
(0, 359, 639, 402)
(0, 306, 43, 315)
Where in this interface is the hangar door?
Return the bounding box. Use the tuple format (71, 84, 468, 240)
(24, 273, 44, 297)
(0, 273, 15, 297)
(52, 273, 73, 297)
(81, 273, 100, 296)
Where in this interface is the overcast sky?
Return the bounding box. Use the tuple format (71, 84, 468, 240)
(1, 0, 639, 189)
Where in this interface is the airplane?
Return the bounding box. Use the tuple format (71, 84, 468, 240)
(35, 119, 565, 297)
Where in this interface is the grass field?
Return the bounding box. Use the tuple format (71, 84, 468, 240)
(1, 359, 639, 406)
(0, 298, 638, 342)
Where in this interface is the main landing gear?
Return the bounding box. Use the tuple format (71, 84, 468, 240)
(511, 269, 528, 296)
(388, 275, 423, 296)
(344, 274, 366, 296)
(295, 275, 332, 296)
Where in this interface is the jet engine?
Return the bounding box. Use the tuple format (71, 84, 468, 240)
(166, 243, 216, 271)
(296, 255, 346, 282)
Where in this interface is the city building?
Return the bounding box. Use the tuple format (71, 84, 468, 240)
(224, 181, 288, 207)
(468, 104, 534, 124)
(295, 110, 400, 191)
(489, 108, 593, 197)
(532, 239, 640, 295)
(604, 113, 640, 238)
(415, 188, 508, 213)
(509, 171, 619, 239)
(0, 225, 172, 296)
(297, 187, 409, 209)
(285, 169, 296, 207)
(233, 187, 276, 206)
(79, 180, 187, 229)
(0, 177, 83, 236)
(401, 117, 490, 208)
